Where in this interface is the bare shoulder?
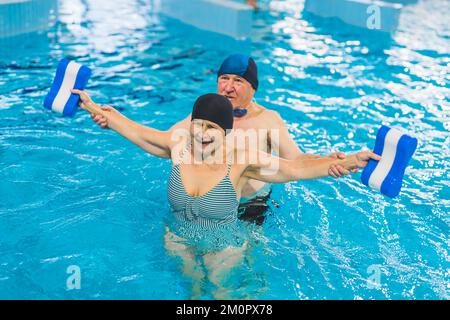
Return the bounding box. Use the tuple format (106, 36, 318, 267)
(169, 114, 191, 131)
(256, 104, 286, 129)
(170, 134, 190, 163)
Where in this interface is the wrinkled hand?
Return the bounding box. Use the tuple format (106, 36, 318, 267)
(71, 89, 118, 129)
(89, 106, 118, 129)
(328, 151, 358, 178)
(71, 89, 99, 113)
(348, 150, 382, 171)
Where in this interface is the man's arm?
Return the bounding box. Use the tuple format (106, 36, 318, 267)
(267, 110, 351, 177)
(267, 110, 316, 159)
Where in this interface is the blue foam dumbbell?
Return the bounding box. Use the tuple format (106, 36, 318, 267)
(44, 58, 92, 117)
(361, 125, 418, 198)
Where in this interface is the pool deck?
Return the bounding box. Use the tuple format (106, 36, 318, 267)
(0, 0, 58, 38)
(158, 0, 253, 39)
(0, 0, 422, 39)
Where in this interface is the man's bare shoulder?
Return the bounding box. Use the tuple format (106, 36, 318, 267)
(255, 104, 285, 128)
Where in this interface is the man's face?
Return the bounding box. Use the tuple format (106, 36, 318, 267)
(217, 74, 255, 108)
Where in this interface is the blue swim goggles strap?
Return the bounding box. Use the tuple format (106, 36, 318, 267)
(233, 99, 256, 118)
(233, 108, 247, 117)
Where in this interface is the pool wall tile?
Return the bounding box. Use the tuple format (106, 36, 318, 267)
(0, 0, 58, 38)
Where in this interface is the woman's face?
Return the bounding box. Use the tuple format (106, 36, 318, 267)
(190, 119, 225, 155)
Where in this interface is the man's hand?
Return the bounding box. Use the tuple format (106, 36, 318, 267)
(331, 150, 381, 176)
(328, 152, 358, 178)
(72, 89, 118, 129)
(351, 150, 381, 169)
(337, 150, 381, 172)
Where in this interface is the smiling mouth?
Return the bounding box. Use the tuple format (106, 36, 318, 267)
(202, 139, 213, 145)
(195, 136, 214, 146)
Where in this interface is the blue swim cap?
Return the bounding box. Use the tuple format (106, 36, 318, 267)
(217, 54, 258, 91)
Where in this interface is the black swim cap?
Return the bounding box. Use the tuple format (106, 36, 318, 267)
(191, 94, 233, 134)
(217, 54, 258, 91)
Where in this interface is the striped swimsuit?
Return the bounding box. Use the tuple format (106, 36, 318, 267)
(167, 156, 246, 251)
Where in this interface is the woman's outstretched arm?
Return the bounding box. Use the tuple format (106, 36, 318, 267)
(242, 149, 381, 183)
(72, 90, 173, 158)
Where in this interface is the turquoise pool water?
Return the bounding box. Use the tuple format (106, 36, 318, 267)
(0, 0, 448, 299)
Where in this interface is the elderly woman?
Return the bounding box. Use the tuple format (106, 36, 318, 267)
(73, 90, 380, 298)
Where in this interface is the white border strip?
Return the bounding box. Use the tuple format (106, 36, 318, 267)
(368, 128, 404, 191)
(51, 61, 81, 113)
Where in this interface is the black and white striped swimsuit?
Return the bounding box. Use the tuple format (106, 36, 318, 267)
(167, 153, 246, 250)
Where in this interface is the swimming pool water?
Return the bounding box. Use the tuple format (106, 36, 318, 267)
(0, 0, 448, 299)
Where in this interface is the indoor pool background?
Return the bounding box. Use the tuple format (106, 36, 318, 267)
(0, 0, 448, 299)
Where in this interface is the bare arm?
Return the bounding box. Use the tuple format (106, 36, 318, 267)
(134, 115, 190, 158)
(243, 149, 381, 183)
(169, 115, 191, 131)
(268, 110, 353, 177)
(268, 110, 305, 160)
(73, 90, 173, 158)
(138, 115, 191, 158)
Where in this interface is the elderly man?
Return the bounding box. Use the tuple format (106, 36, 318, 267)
(90, 54, 352, 225)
